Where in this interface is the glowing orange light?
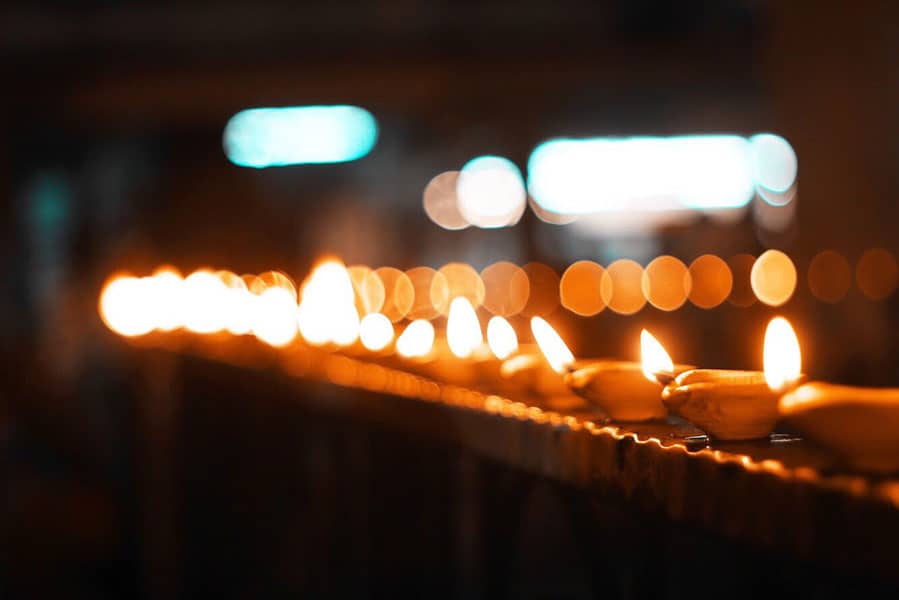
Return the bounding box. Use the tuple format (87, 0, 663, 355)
(640, 329, 674, 382)
(434, 263, 485, 314)
(396, 319, 435, 358)
(641, 255, 690, 311)
(359, 312, 394, 351)
(751, 250, 796, 307)
(856, 248, 898, 300)
(99, 275, 156, 337)
(216, 271, 254, 335)
(600, 259, 646, 315)
(688, 255, 732, 309)
(763, 317, 801, 392)
(486, 316, 518, 360)
(447, 297, 483, 358)
(530, 316, 574, 374)
(148, 267, 184, 331)
(560, 260, 605, 316)
(297, 260, 360, 346)
(481, 262, 530, 317)
(252, 286, 298, 347)
(807, 250, 850, 303)
(182, 270, 228, 334)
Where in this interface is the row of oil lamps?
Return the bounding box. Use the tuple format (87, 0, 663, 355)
(99, 261, 899, 473)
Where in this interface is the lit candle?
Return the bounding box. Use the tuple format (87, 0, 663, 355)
(563, 330, 694, 421)
(780, 383, 899, 472)
(661, 317, 803, 440)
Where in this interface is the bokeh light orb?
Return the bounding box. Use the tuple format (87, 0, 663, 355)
(348, 265, 386, 315)
(99, 275, 156, 337)
(856, 248, 898, 300)
(600, 259, 646, 315)
(641, 255, 690, 311)
(750, 250, 797, 306)
(456, 156, 526, 228)
(687, 255, 732, 309)
(750, 133, 798, 204)
(481, 261, 530, 316)
(182, 270, 229, 334)
(252, 286, 299, 347)
(373, 267, 414, 322)
(423, 171, 469, 230)
(521, 262, 561, 317)
(406, 267, 446, 320)
(560, 260, 605, 316)
(807, 250, 851, 303)
(434, 263, 485, 314)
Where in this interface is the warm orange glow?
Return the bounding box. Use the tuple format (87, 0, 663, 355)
(148, 267, 184, 331)
(217, 271, 253, 335)
(600, 259, 646, 315)
(560, 260, 605, 316)
(521, 262, 560, 317)
(252, 286, 298, 347)
(688, 255, 732, 309)
(406, 266, 445, 320)
(856, 248, 898, 300)
(358, 312, 394, 351)
(530, 316, 574, 374)
(374, 267, 414, 322)
(446, 297, 483, 358)
(763, 317, 801, 392)
(297, 260, 360, 346)
(642, 255, 691, 311)
(640, 329, 674, 382)
(751, 250, 796, 307)
(396, 319, 435, 358)
(486, 316, 518, 360)
(99, 275, 156, 337)
(348, 265, 385, 315)
(481, 261, 530, 316)
(434, 263, 485, 314)
(182, 270, 228, 334)
(807, 250, 851, 303)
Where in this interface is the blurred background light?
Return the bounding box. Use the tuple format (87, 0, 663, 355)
(560, 260, 605, 316)
(600, 259, 646, 315)
(527, 135, 757, 216)
(423, 171, 469, 230)
(642, 255, 691, 311)
(405, 267, 445, 320)
(434, 263, 485, 314)
(750, 249, 797, 306)
(856, 248, 898, 300)
(373, 267, 414, 322)
(480, 261, 530, 317)
(749, 133, 798, 205)
(348, 265, 386, 315)
(223, 105, 377, 168)
(807, 250, 851, 303)
(520, 262, 560, 317)
(456, 155, 527, 228)
(687, 255, 732, 309)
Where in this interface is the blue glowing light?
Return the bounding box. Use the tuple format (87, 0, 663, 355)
(223, 105, 378, 168)
(527, 135, 795, 215)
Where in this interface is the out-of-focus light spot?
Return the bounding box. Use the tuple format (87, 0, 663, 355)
(223, 105, 377, 168)
(807, 250, 851, 303)
(149, 266, 184, 331)
(447, 297, 483, 358)
(688, 255, 732, 309)
(348, 265, 385, 315)
(396, 319, 435, 358)
(528, 135, 755, 216)
(487, 316, 518, 360)
(481, 261, 529, 316)
(252, 286, 298, 347)
(182, 270, 228, 334)
(727, 254, 757, 307)
(359, 313, 394, 351)
(521, 262, 560, 317)
(434, 263, 485, 314)
(750, 134, 797, 205)
(530, 317, 575, 374)
(99, 275, 156, 337)
(560, 260, 605, 316)
(642, 256, 690, 311)
(297, 260, 359, 346)
(373, 267, 414, 322)
(456, 156, 526, 228)
(856, 248, 898, 300)
(600, 259, 646, 315)
(423, 171, 469, 230)
(216, 271, 254, 335)
(406, 267, 446, 320)
(751, 250, 797, 307)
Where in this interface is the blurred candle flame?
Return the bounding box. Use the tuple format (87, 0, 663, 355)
(530, 317, 574, 374)
(447, 297, 483, 358)
(763, 316, 801, 392)
(99, 275, 156, 337)
(640, 329, 674, 382)
(396, 319, 435, 358)
(297, 260, 360, 346)
(487, 316, 518, 360)
(181, 270, 228, 334)
(358, 312, 394, 351)
(251, 286, 298, 347)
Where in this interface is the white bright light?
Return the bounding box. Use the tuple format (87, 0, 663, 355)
(456, 155, 527, 228)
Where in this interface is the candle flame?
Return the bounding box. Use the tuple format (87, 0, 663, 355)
(530, 316, 574, 374)
(396, 319, 435, 358)
(359, 312, 394, 351)
(99, 275, 156, 337)
(447, 297, 483, 358)
(763, 316, 801, 392)
(251, 286, 298, 347)
(181, 270, 229, 334)
(487, 316, 518, 360)
(640, 329, 674, 382)
(297, 259, 360, 346)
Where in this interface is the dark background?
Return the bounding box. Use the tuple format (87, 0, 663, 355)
(1, 1, 897, 597)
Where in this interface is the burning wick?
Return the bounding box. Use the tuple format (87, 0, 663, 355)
(662, 317, 804, 440)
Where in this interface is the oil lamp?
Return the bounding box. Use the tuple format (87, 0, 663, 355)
(662, 317, 803, 440)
